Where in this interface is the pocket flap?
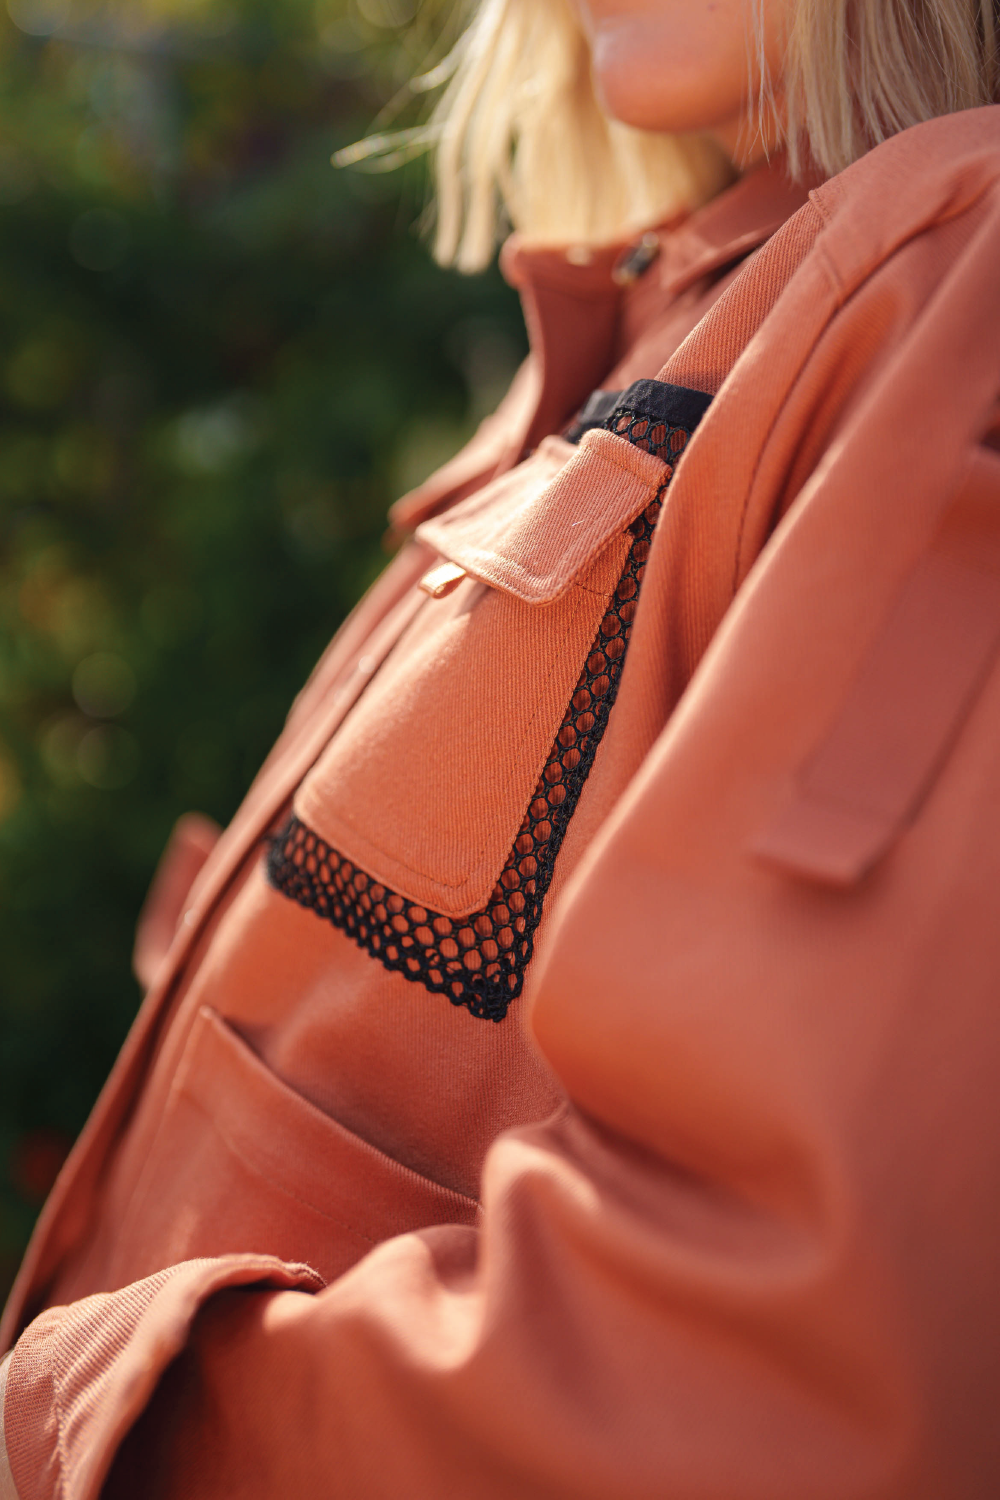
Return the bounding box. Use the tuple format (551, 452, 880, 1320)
(416, 429, 669, 604)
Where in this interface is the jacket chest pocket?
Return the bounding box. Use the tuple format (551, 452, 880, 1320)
(272, 428, 673, 1018)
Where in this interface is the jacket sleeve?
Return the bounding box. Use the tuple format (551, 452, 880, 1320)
(0, 1353, 16, 1500)
(8, 431, 1000, 1500)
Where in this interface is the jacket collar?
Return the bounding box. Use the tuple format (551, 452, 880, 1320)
(500, 154, 814, 307)
(655, 155, 816, 297)
(497, 156, 814, 461)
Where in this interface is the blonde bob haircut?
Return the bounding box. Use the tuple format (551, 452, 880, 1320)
(429, 0, 1000, 270)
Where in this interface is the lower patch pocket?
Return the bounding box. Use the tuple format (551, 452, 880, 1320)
(109, 1005, 479, 1291)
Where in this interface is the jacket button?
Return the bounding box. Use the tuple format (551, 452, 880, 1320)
(612, 232, 661, 286)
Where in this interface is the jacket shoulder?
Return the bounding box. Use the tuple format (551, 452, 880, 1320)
(808, 106, 1000, 287)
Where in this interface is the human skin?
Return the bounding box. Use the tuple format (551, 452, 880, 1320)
(568, 0, 790, 164)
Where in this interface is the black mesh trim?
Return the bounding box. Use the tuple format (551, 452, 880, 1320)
(610, 378, 713, 435)
(266, 381, 711, 1021)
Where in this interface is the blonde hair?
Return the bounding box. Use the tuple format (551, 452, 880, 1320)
(426, 0, 999, 270)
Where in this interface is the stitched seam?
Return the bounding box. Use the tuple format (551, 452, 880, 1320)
(306, 583, 594, 894)
(422, 445, 664, 596)
(183, 1088, 381, 1245)
(438, 509, 647, 597)
(185, 1022, 480, 1212)
(731, 253, 844, 594)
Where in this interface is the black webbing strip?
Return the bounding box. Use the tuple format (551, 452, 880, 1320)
(563, 389, 622, 444)
(606, 378, 713, 434)
(565, 378, 712, 446)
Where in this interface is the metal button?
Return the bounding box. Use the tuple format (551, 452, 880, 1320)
(611, 231, 661, 286)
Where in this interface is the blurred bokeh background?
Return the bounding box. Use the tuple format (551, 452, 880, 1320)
(0, 0, 526, 1301)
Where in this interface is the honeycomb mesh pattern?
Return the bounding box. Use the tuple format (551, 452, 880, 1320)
(266, 388, 704, 1021)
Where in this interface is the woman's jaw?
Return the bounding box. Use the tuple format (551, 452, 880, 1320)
(568, 0, 788, 169)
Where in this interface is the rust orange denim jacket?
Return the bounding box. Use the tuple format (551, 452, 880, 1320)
(4, 107, 1000, 1500)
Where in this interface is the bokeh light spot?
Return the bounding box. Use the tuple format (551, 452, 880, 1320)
(6, 0, 69, 36)
(72, 652, 136, 719)
(77, 724, 140, 789)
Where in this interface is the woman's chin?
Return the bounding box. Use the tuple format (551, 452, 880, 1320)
(589, 29, 748, 137)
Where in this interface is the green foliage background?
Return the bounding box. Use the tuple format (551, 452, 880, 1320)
(0, 0, 527, 1300)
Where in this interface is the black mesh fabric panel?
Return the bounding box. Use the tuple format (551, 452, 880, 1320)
(266, 381, 711, 1020)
